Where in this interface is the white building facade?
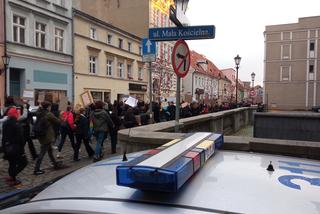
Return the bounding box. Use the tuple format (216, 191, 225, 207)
(5, 0, 73, 104)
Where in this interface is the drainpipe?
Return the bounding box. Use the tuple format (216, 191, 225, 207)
(3, 0, 7, 98)
(71, 9, 75, 104)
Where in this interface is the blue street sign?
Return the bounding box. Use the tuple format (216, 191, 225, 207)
(142, 38, 156, 55)
(149, 25, 215, 41)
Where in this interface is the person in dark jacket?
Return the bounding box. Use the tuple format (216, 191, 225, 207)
(2, 108, 28, 186)
(74, 108, 94, 161)
(34, 101, 61, 175)
(123, 107, 137, 128)
(50, 103, 60, 148)
(152, 101, 160, 123)
(92, 101, 114, 162)
(109, 107, 121, 154)
(19, 103, 38, 160)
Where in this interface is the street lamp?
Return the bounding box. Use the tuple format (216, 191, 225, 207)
(251, 72, 256, 88)
(1, 54, 11, 75)
(234, 54, 241, 106)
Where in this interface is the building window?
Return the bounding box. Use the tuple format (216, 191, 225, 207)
(107, 34, 112, 45)
(90, 27, 96, 39)
(310, 41, 315, 51)
(106, 59, 113, 76)
(127, 64, 132, 78)
(139, 46, 142, 55)
(13, 15, 26, 44)
(280, 66, 290, 81)
(309, 65, 314, 80)
(54, 28, 64, 52)
(35, 22, 46, 48)
(281, 44, 290, 60)
(128, 42, 131, 52)
(91, 91, 103, 102)
(310, 41, 315, 58)
(118, 62, 124, 78)
(138, 67, 143, 80)
(89, 56, 97, 74)
(118, 38, 123, 49)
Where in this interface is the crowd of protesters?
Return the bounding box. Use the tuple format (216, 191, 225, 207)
(0, 95, 252, 186)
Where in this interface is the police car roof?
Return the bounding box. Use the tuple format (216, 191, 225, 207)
(2, 150, 320, 214)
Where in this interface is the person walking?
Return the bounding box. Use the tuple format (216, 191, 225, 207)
(33, 101, 61, 175)
(92, 101, 114, 162)
(74, 108, 94, 161)
(57, 106, 76, 158)
(2, 108, 28, 186)
(109, 107, 121, 154)
(50, 103, 61, 149)
(19, 103, 38, 160)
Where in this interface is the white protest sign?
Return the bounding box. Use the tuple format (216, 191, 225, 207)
(125, 96, 138, 107)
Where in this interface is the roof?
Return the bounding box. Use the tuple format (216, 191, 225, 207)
(221, 68, 236, 85)
(190, 51, 221, 78)
(2, 150, 320, 214)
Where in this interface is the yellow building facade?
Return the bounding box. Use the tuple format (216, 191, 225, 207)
(73, 10, 148, 106)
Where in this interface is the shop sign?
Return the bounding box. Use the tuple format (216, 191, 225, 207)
(129, 83, 147, 92)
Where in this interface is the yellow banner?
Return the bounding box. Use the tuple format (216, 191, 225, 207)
(152, 0, 175, 16)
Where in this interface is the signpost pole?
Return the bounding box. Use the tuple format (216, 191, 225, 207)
(149, 61, 153, 123)
(175, 76, 180, 132)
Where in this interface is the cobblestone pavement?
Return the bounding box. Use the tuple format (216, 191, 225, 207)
(0, 138, 121, 200)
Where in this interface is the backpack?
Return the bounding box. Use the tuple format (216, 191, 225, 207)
(32, 113, 49, 138)
(60, 112, 71, 130)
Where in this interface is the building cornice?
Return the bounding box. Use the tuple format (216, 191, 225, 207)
(74, 72, 148, 84)
(9, 0, 72, 22)
(7, 52, 73, 66)
(75, 33, 143, 59)
(7, 41, 73, 58)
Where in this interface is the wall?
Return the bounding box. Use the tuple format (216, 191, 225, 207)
(264, 16, 320, 111)
(73, 13, 149, 105)
(9, 55, 72, 99)
(254, 112, 320, 142)
(73, 0, 149, 38)
(118, 107, 255, 153)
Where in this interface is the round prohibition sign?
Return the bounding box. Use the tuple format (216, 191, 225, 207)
(172, 39, 191, 78)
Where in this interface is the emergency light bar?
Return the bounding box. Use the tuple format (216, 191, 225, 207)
(116, 132, 224, 192)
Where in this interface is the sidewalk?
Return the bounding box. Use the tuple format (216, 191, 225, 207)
(0, 138, 121, 200)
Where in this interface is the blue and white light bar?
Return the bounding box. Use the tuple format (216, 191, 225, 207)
(116, 132, 224, 192)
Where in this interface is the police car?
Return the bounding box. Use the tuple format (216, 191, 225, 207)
(1, 132, 319, 214)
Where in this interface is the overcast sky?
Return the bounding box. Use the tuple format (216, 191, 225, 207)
(186, 0, 320, 86)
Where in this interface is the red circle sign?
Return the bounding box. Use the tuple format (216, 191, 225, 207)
(250, 90, 256, 97)
(172, 39, 191, 78)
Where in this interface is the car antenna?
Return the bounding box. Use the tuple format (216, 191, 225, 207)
(266, 161, 274, 171)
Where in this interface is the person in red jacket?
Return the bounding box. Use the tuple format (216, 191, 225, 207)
(57, 106, 76, 158)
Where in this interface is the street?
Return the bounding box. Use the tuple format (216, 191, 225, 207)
(0, 138, 121, 201)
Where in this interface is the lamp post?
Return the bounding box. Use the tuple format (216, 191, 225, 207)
(1, 54, 11, 75)
(234, 54, 241, 107)
(251, 72, 256, 88)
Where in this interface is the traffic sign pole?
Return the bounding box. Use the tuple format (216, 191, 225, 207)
(175, 76, 181, 133)
(149, 62, 153, 123)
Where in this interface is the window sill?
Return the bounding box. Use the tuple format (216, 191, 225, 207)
(36, 0, 50, 4)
